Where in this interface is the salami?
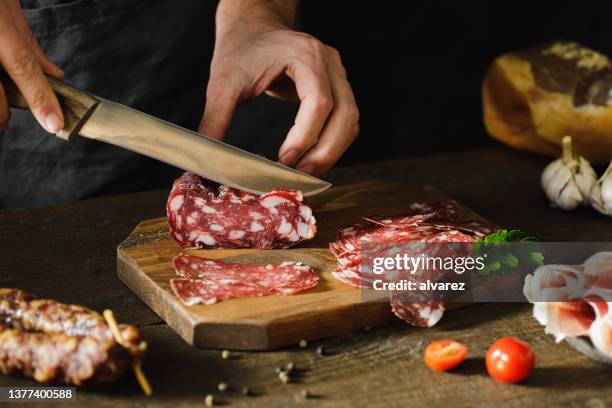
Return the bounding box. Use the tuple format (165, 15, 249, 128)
(390, 295, 446, 328)
(329, 200, 497, 328)
(170, 254, 319, 306)
(167, 172, 316, 249)
(0, 288, 146, 360)
(0, 327, 133, 384)
(0, 288, 146, 385)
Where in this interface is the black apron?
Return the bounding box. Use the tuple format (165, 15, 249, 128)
(0, 0, 217, 208)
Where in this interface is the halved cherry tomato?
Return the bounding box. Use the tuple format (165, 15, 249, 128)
(486, 337, 535, 383)
(424, 339, 468, 371)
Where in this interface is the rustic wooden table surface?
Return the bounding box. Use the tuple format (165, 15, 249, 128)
(0, 146, 610, 408)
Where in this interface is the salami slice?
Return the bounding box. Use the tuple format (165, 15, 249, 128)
(329, 200, 497, 328)
(170, 254, 319, 306)
(390, 295, 446, 328)
(167, 172, 316, 249)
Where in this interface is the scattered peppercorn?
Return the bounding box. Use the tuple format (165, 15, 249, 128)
(204, 394, 214, 407)
(217, 382, 228, 392)
(316, 345, 325, 356)
(299, 339, 308, 348)
(278, 371, 290, 384)
(221, 350, 230, 359)
(285, 362, 295, 372)
(275, 366, 284, 375)
(300, 389, 310, 399)
(241, 387, 251, 396)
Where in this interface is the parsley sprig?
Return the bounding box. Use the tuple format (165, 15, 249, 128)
(473, 229, 544, 277)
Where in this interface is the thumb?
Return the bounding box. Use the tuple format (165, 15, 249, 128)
(198, 79, 240, 141)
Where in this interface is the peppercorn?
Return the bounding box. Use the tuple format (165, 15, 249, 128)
(300, 389, 310, 399)
(217, 382, 228, 392)
(298, 339, 308, 348)
(285, 362, 295, 372)
(221, 350, 230, 359)
(204, 394, 214, 407)
(316, 345, 325, 356)
(241, 387, 251, 396)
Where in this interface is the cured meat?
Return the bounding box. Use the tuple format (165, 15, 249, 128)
(167, 172, 316, 249)
(0, 288, 146, 385)
(0, 327, 133, 384)
(329, 201, 496, 328)
(0, 288, 146, 360)
(523, 252, 612, 358)
(170, 254, 319, 306)
(390, 296, 446, 328)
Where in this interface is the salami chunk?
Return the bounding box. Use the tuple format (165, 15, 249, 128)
(170, 254, 319, 306)
(167, 172, 316, 249)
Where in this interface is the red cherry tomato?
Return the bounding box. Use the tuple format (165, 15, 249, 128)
(486, 337, 535, 383)
(424, 339, 468, 371)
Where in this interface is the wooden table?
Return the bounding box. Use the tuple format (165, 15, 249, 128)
(1, 146, 610, 407)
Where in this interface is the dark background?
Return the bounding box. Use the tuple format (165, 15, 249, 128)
(226, 1, 612, 166)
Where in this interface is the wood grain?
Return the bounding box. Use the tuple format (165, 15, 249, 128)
(118, 181, 485, 350)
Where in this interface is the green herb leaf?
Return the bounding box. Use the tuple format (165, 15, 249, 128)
(474, 229, 543, 277)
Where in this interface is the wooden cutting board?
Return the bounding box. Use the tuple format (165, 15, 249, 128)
(117, 181, 485, 350)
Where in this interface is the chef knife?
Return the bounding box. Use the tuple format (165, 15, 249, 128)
(2, 75, 331, 196)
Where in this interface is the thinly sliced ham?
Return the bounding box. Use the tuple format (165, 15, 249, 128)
(523, 252, 612, 358)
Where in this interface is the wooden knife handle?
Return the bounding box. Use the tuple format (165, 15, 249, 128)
(1, 72, 99, 140)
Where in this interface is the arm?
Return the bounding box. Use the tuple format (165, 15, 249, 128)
(200, 0, 359, 176)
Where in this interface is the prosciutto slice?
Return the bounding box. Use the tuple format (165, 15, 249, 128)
(524, 252, 612, 358)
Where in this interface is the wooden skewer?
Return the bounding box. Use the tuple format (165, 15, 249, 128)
(103, 309, 152, 396)
(132, 364, 152, 397)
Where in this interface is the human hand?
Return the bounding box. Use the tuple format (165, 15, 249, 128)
(0, 0, 64, 132)
(199, 1, 359, 176)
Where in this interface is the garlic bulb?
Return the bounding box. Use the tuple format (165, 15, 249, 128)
(541, 136, 597, 210)
(590, 161, 612, 216)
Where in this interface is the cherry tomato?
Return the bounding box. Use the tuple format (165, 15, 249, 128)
(486, 337, 535, 383)
(424, 339, 468, 371)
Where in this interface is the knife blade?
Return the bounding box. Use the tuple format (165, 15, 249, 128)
(3, 76, 331, 196)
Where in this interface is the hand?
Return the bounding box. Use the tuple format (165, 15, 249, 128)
(0, 0, 64, 132)
(200, 1, 359, 176)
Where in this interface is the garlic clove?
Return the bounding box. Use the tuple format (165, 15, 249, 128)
(591, 162, 612, 216)
(541, 136, 597, 210)
(542, 161, 581, 210)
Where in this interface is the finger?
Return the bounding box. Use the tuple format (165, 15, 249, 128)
(295, 49, 359, 175)
(0, 83, 10, 130)
(198, 74, 241, 140)
(5, 0, 63, 79)
(0, 4, 63, 133)
(278, 58, 333, 167)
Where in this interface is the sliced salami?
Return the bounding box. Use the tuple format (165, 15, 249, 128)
(167, 172, 316, 249)
(329, 200, 497, 328)
(170, 254, 319, 306)
(390, 295, 446, 328)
